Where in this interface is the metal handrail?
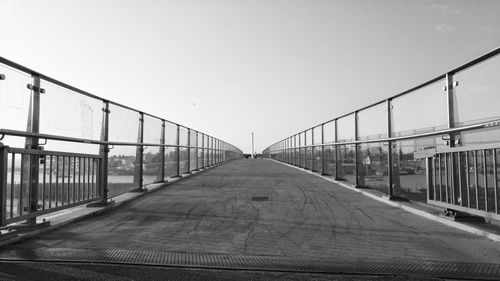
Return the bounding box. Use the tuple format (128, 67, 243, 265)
(266, 46, 500, 148)
(268, 118, 500, 151)
(0, 129, 238, 152)
(0, 56, 235, 147)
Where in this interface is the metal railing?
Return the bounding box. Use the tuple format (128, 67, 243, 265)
(263, 47, 500, 219)
(0, 56, 243, 228)
(415, 144, 499, 220)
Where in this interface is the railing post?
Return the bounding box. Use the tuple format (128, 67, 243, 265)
(210, 137, 213, 166)
(133, 113, 144, 190)
(354, 111, 364, 188)
(27, 75, 41, 225)
(304, 131, 307, 169)
(195, 131, 199, 171)
(201, 133, 205, 169)
(0, 144, 8, 227)
(100, 101, 110, 203)
(214, 139, 217, 164)
(446, 73, 457, 147)
(176, 125, 180, 177)
(160, 120, 165, 181)
(334, 119, 340, 180)
(387, 99, 394, 197)
(88, 100, 114, 207)
(321, 124, 326, 175)
(446, 72, 461, 206)
(187, 128, 191, 173)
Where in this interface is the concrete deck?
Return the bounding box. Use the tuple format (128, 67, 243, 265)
(1, 159, 500, 279)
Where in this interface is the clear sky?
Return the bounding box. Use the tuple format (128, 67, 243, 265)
(1, 0, 499, 153)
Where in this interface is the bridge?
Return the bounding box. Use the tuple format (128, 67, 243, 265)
(0, 48, 500, 280)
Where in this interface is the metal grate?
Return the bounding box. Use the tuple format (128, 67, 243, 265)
(1, 248, 500, 279)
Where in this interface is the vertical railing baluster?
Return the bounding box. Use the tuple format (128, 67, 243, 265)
(87, 158, 91, 199)
(474, 151, 479, 210)
(458, 152, 463, 206)
(465, 151, 471, 208)
(10, 152, 15, 218)
(62, 156, 65, 206)
(0, 145, 8, 227)
(78, 157, 81, 202)
(438, 154, 442, 202)
(445, 153, 449, 203)
(42, 152, 46, 209)
(49, 155, 53, 209)
(450, 153, 455, 204)
(493, 148, 498, 214)
(55, 156, 59, 207)
(83, 157, 86, 200)
(483, 150, 488, 211)
(72, 156, 76, 203)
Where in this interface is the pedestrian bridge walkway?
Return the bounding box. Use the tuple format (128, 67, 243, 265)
(1, 159, 500, 279)
(2, 48, 500, 279)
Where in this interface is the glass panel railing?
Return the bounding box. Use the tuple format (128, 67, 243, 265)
(107, 105, 140, 196)
(0, 65, 35, 147)
(164, 146, 177, 179)
(40, 79, 102, 145)
(197, 132, 203, 168)
(337, 114, 355, 142)
(453, 53, 500, 127)
(323, 121, 335, 144)
(453, 54, 500, 147)
(337, 144, 356, 184)
(323, 145, 336, 176)
(390, 80, 447, 137)
(190, 130, 197, 170)
(358, 103, 387, 141)
(179, 127, 189, 174)
(143, 116, 162, 185)
(391, 136, 445, 202)
(358, 143, 389, 193)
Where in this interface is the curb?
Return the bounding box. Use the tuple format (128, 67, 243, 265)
(270, 159, 500, 243)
